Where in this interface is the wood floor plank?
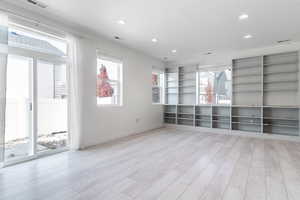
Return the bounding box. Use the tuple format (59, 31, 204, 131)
(264, 140, 289, 200)
(221, 138, 253, 200)
(244, 139, 266, 200)
(273, 140, 300, 200)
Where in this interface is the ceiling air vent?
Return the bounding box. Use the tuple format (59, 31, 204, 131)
(26, 0, 48, 9)
(277, 39, 291, 44)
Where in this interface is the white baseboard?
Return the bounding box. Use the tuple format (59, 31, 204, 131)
(164, 124, 300, 142)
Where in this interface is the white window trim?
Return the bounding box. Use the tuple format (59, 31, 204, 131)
(152, 70, 164, 105)
(96, 54, 123, 107)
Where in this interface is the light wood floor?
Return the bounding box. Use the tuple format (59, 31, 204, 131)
(1, 128, 300, 200)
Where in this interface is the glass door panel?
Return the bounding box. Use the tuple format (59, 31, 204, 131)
(5, 55, 33, 161)
(37, 60, 68, 153)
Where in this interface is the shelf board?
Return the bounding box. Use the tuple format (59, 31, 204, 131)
(232, 121, 261, 126)
(212, 114, 230, 117)
(232, 73, 261, 78)
(177, 118, 194, 121)
(263, 117, 299, 121)
(196, 114, 211, 116)
(164, 112, 176, 114)
(264, 70, 299, 75)
(232, 115, 262, 119)
(196, 119, 211, 122)
(264, 61, 298, 66)
(178, 85, 196, 88)
(166, 93, 178, 94)
(179, 92, 196, 95)
(212, 120, 230, 123)
(164, 117, 176, 119)
(178, 112, 194, 115)
(234, 65, 261, 70)
(232, 105, 262, 107)
(233, 82, 261, 86)
(264, 124, 299, 128)
(263, 105, 300, 108)
(233, 90, 261, 93)
(179, 71, 196, 74)
(264, 80, 298, 84)
(179, 78, 196, 81)
(166, 86, 178, 89)
(166, 80, 177, 82)
(263, 89, 298, 92)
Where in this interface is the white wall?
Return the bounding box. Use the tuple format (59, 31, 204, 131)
(77, 37, 164, 148)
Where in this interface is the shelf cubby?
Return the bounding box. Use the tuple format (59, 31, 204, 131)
(263, 107, 299, 136)
(177, 105, 194, 126)
(164, 105, 177, 124)
(195, 105, 212, 128)
(212, 106, 230, 129)
(231, 107, 262, 133)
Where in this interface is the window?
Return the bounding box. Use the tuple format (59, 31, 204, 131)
(97, 55, 123, 106)
(198, 67, 231, 105)
(8, 25, 67, 56)
(152, 70, 164, 104)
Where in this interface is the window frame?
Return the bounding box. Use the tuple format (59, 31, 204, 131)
(96, 54, 123, 107)
(152, 69, 164, 105)
(198, 65, 232, 105)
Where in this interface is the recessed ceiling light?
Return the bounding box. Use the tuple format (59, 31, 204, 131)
(243, 34, 253, 39)
(152, 38, 158, 43)
(117, 20, 126, 25)
(239, 14, 249, 20)
(172, 49, 177, 53)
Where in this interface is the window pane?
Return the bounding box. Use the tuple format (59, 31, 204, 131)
(199, 68, 231, 105)
(152, 72, 164, 104)
(5, 55, 33, 161)
(97, 59, 119, 81)
(152, 87, 160, 103)
(37, 61, 68, 152)
(8, 26, 67, 56)
(97, 57, 122, 105)
(214, 69, 231, 104)
(152, 73, 159, 86)
(199, 71, 214, 104)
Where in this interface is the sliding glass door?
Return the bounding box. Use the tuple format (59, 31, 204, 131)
(5, 55, 33, 162)
(3, 55, 68, 165)
(37, 60, 68, 153)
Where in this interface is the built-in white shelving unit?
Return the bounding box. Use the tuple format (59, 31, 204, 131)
(164, 51, 300, 137)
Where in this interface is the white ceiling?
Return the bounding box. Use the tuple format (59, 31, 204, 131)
(5, 0, 300, 62)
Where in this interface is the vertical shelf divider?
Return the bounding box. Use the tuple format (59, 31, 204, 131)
(261, 56, 264, 134)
